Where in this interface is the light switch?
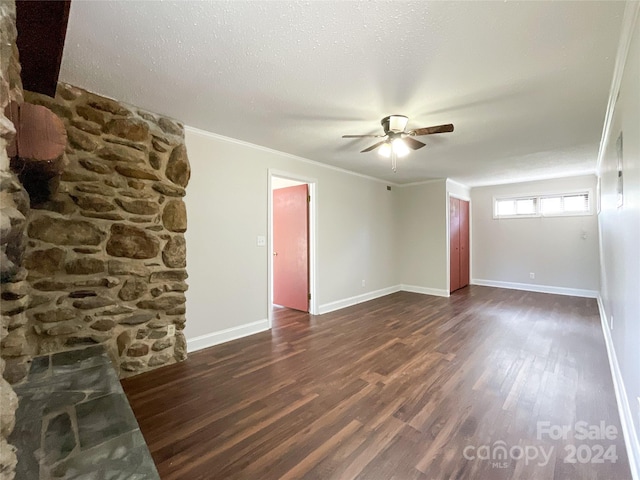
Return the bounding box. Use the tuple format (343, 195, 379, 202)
(256, 235, 266, 247)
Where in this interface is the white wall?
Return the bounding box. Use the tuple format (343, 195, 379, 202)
(184, 129, 399, 345)
(471, 175, 600, 296)
(598, 5, 640, 474)
(397, 180, 449, 296)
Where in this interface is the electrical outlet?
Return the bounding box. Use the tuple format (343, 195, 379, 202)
(529, 272, 535, 279)
(167, 324, 176, 336)
(362, 279, 366, 287)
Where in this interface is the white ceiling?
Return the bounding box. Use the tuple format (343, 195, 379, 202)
(59, 1, 625, 186)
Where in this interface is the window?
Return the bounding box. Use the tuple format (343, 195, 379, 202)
(494, 197, 537, 217)
(493, 191, 591, 219)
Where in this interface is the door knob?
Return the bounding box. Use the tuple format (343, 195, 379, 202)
(273, 252, 278, 256)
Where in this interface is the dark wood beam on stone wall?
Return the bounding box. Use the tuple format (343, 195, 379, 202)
(15, 0, 71, 98)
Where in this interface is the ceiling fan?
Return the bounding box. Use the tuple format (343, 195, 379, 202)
(342, 115, 454, 172)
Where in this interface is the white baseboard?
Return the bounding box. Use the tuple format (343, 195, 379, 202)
(318, 285, 401, 315)
(597, 296, 640, 480)
(400, 284, 450, 298)
(186, 319, 269, 353)
(471, 279, 599, 298)
(187, 284, 447, 349)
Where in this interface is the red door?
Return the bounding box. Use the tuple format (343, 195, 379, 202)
(273, 184, 309, 312)
(450, 198, 461, 293)
(450, 197, 470, 293)
(459, 199, 470, 288)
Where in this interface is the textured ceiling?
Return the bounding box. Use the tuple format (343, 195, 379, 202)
(60, 1, 624, 186)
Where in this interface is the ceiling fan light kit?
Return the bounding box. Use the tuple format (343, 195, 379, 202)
(342, 115, 454, 173)
(378, 142, 391, 158)
(378, 137, 410, 158)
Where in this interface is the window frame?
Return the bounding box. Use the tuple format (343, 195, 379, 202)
(492, 189, 593, 219)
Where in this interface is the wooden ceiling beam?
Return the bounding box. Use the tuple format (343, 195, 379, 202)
(15, 0, 71, 98)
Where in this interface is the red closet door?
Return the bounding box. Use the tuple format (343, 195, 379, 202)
(459, 199, 470, 289)
(450, 197, 460, 293)
(450, 197, 470, 293)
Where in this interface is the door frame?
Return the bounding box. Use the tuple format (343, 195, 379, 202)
(446, 193, 472, 294)
(268, 169, 318, 326)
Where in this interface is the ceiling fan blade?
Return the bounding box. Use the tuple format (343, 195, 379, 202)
(409, 123, 454, 136)
(403, 137, 426, 150)
(361, 140, 387, 153)
(342, 134, 385, 138)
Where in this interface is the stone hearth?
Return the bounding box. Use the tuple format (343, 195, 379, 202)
(9, 345, 159, 479)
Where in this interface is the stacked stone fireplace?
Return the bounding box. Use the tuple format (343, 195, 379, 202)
(10, 83, 191, 380)
(1, 16, 193, 480)
(1, 3, 192, 476)
(1, 2, 25, 476)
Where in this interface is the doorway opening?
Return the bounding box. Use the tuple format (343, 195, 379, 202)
(268, 170, 317, 327)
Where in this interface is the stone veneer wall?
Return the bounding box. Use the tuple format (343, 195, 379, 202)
(14, 83, 191, 378)
(1, 1, 22, 478)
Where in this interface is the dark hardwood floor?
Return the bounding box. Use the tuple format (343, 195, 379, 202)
(121, 286, 631, 479)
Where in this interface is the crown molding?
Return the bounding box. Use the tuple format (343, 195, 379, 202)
(184, 125, 400, 186)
